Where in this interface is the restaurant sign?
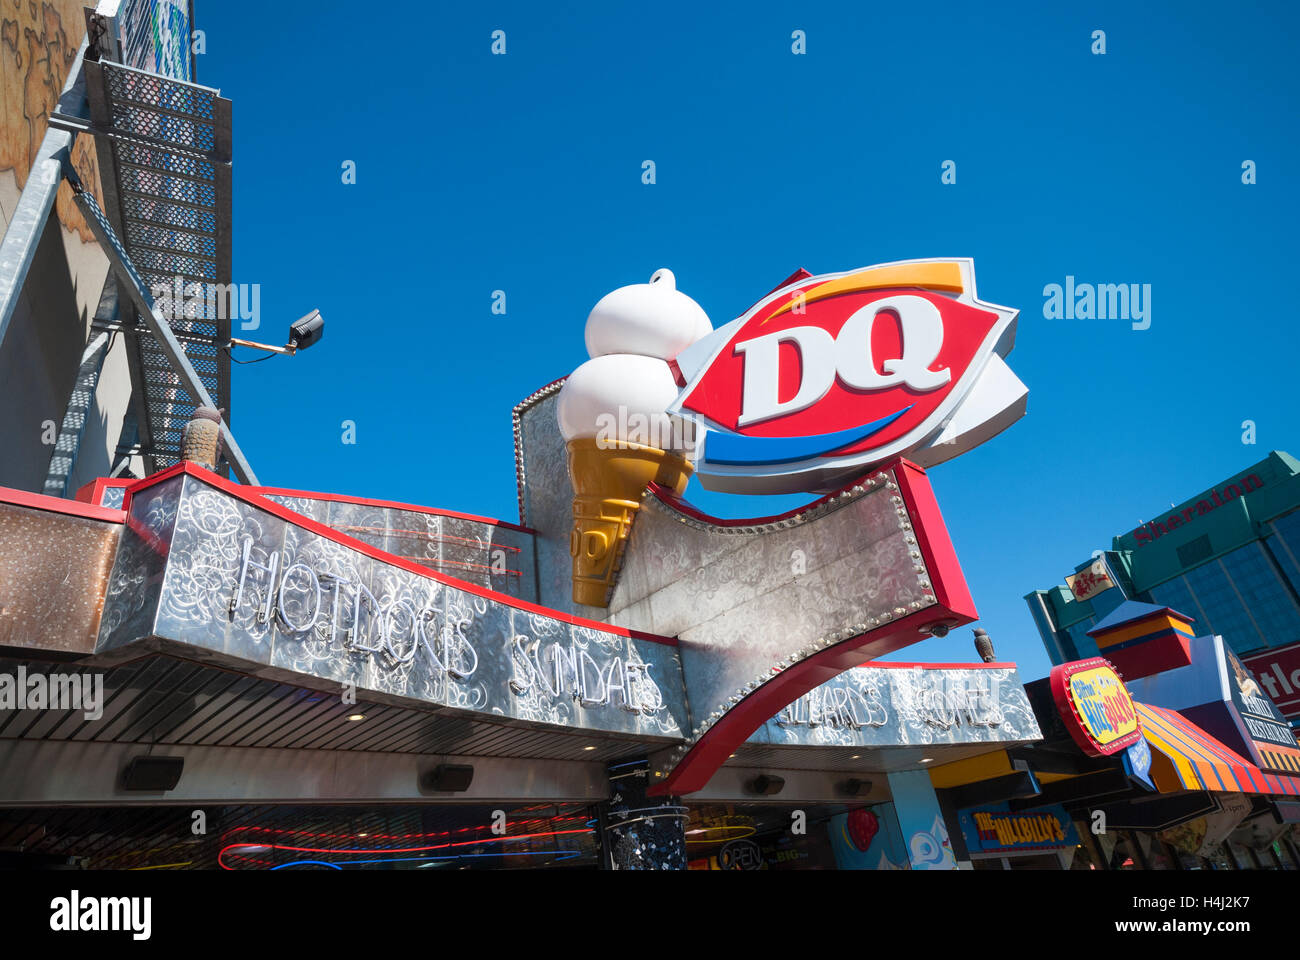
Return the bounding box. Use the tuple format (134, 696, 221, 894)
(668, 258, 1026, 495)
(958, 802, 1080, 855)
(1127, 633, 1300, 774)
(1224, 647, 1300, 771)
(1243, 642, 1300, 723)
(1066, 558, 1116, 602)
(1050, 657, 1140, 756)
(754, 664, 1040, 749)
(98, 467, 688, 741)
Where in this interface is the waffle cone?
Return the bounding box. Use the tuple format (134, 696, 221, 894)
(567, 438, 692, 607)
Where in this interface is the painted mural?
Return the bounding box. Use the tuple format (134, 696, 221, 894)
(828, 805, 910, 871)
(0, 0, 102, 241)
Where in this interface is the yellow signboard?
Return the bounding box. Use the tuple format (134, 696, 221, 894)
(1050, 657, 1141, 756)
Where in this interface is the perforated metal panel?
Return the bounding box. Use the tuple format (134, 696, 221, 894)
(84, 58, 232, 472)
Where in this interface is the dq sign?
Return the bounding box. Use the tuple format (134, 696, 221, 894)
(669, 258, 1027, 494)
(1050, 657, 1141, 756)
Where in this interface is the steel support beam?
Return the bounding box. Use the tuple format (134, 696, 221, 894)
(68, 181, 258, 484)
(0, 38, 89, 353)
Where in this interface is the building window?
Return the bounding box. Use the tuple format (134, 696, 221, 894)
(1148, 576, 1212, 632)
(1177, 535, 1213, 568)
(1268, 510, 1300, 596)
(1153, 543, 1300, 655)
(1217, 543, 1300, 653)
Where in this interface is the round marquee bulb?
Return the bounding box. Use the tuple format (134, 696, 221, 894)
(585, 268, 713, 361)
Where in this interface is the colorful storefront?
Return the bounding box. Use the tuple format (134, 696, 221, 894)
(965, 602, 1300, 871)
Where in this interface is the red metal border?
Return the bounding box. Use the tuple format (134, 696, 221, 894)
(872, 661, 1016, 670)
(121, 463, 676, 647)
(79, 478, 537, 533)
(892, 457, 978, 621)
(0, 484, 125, 524)
(74, 477, 132, 506)
(1048, 656, 1141, 757)
(652, 609, 980, 796)
(650, 458, 979, 795)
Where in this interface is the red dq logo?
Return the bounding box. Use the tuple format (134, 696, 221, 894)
(669, 259, 1026, 495)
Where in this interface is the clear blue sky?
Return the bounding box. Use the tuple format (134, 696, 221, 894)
(200, 1, 1299, 682)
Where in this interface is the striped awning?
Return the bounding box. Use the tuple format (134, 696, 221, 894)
(1137, 703, 1300, 796)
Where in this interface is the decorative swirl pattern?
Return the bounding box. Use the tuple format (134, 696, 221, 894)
(113, 475, 687, 740)
(752, 666, 1039, 749)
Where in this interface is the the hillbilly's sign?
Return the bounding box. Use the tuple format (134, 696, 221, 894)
(669, 259, 1027, 495)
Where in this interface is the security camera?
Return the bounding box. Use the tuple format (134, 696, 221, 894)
(289, 309, 324, 351)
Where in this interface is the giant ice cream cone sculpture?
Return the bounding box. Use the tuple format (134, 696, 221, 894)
(557, 269, 713, 607)
(566, 438, 693, 606)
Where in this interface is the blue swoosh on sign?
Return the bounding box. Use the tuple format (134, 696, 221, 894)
(702, 406, 913, 466)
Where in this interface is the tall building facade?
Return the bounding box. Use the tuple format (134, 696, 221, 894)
(1026, 450, 1300, 727)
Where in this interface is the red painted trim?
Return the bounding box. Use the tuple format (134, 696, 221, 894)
(1105, 637, 1193, 682)
(75, 477, 133, 506)
(78, 475, 536, 532)
(122, 464, 676, 648)
(0, 484, 125, 524)
(247, 484, 536, 534)
(1048, 657, 1141, 757)
(650, 603, 977, 796)
(892, 458, 978, 621)
(870, 661, 1018, 670)
(738, 266, 814, 317)
(660, 608, 977, 796)
(643, 457, 981, 795)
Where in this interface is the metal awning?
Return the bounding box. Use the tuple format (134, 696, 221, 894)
(1137, 702, 1300, 796)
